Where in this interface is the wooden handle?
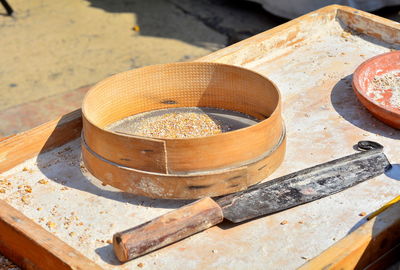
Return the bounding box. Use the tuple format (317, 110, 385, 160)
(113, 197, 224, 262)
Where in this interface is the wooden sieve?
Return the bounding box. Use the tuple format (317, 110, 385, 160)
(81, 62, 285, 199)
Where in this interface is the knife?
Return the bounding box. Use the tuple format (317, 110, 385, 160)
(113, 141, 391, 262)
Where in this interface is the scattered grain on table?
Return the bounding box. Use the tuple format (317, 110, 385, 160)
(21, 195, 30, 204)
(24, 185, 32, 193)
(0, 178, 12, 187)
(38, 179, 48, 184)
(0, 254, 20, 270)
(46, 221, 57, 229)
(340, 31, 350, 39)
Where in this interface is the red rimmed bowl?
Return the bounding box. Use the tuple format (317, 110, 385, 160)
(353, 51, 400, 129)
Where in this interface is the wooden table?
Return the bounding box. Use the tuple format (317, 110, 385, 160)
(0, 5, 399, 270)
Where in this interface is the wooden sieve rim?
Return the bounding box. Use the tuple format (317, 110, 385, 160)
(81, 125, 286, 177)
(81, 133, 286, 199)
(81, 62, 281, 141)
(82, 61, 283, 173)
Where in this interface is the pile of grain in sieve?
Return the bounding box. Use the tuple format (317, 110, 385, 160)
(367, 70, 400, 108)
(130, 112, 228, 138)
(107, 107, 259, 139)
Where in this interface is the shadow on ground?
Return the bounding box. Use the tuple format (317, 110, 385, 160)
(84, 0, 286, 47)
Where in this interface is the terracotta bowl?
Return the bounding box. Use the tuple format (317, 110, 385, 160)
(352, 51, 400, 129)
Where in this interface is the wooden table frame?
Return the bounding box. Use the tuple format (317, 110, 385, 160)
(0, 5, 399, 269)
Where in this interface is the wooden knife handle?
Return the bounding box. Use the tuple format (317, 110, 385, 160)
(113, 197, 224, 262)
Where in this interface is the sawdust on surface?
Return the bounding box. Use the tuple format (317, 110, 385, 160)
(367, 70, 400, 108)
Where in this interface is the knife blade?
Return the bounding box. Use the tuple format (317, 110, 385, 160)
(113, 141, 391, 262)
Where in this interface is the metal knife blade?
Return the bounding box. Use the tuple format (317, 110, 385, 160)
(217, 141, 391, 223)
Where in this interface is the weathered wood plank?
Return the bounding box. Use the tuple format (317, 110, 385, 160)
(0, 200, 102, 270)
(0, 109, 82, 173)
(298, 201, 400, 270)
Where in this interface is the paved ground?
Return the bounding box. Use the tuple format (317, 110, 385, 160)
(0, 0, 284, 136)
(0, 2, 399, 137)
